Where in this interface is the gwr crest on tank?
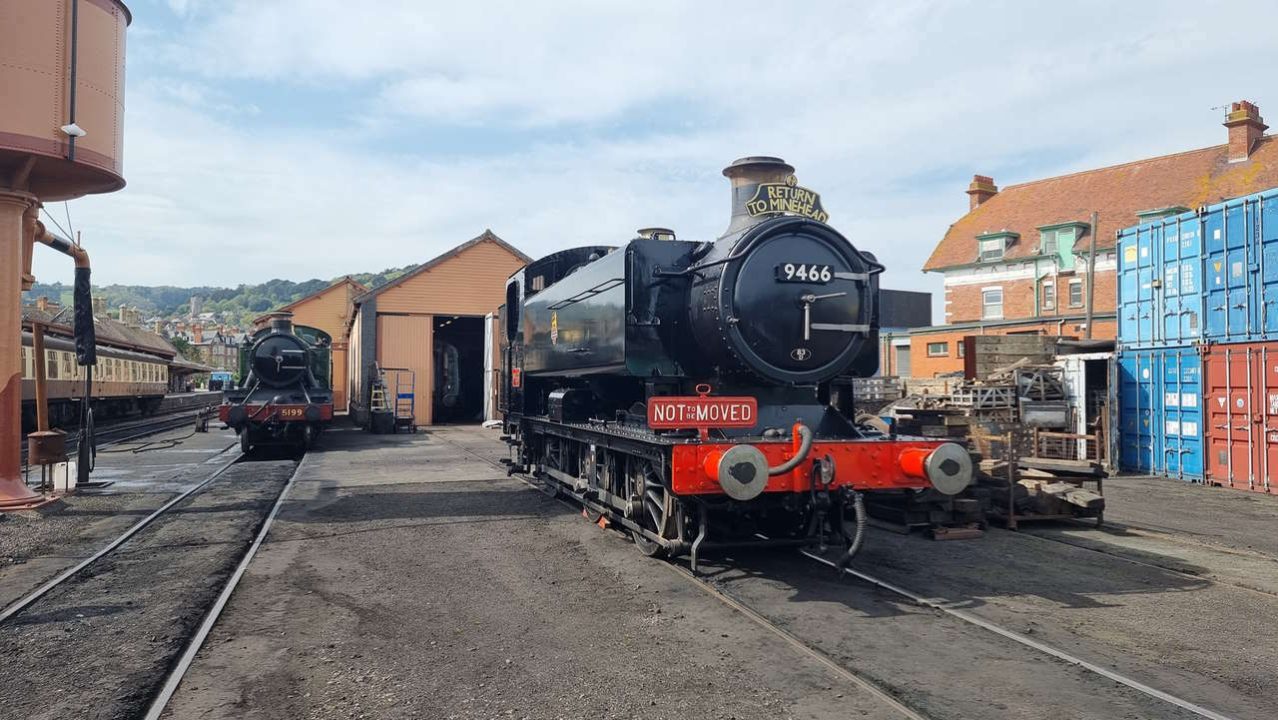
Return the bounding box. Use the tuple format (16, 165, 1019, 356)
(745, 174, 829, 223)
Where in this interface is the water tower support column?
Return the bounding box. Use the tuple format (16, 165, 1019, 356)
(0, 189, 46, 509)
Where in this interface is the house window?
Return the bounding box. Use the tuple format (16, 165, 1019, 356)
(978, 237, 1005, 262)
(1040, 226, 1078, 256)
(927, 342, 948, 357)
(957, 342, 966, 358)
(1042, 281, 1056, 311)
(982, 288, 1003, 320)
(1069, 279, 1084, 307)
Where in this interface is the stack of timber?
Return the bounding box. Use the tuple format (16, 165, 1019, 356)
(962, 335, 1057, 379)
(851, 375, 903, 414)
(971, 426, 1105, 530)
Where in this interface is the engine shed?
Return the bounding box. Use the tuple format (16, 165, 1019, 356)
(347, 231, 530, 428)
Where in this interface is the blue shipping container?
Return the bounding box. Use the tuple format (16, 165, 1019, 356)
(1117, 187, 1278, 347)
(1117, 213, 1203, 346)
(1117, 346, 1203, 480)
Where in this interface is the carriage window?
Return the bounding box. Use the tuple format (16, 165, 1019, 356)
(64, 354, 74, 380)
(22, 347, 33, 379)
(46, 350, 59, 379)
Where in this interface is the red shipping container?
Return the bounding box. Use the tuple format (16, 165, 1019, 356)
(1203, 341, 1278, 493)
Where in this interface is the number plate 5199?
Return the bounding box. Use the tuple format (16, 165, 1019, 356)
(776, 263, 833, 283)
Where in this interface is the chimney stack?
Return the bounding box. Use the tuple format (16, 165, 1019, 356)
(721, 156, 797, 237)
(967, 175, 998, 210)
(1225, 101, 1267, 162)
(267, 312, 294, 335)
(193, 323, 204, 344)
(92, 296, 106, 316)
(36, 296, 48, 312)
(118, 303, 127, 322)
(154, 319, 164, 334)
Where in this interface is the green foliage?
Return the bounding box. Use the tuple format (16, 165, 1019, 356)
(171, 337, 197, 360)
(20, 264, 418, 328)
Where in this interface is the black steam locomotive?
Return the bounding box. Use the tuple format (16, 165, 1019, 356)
(220, 312, 333, 454)
(500, 157, 971, 569)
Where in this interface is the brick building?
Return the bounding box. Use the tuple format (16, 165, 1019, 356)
(914, 100, 1278, 377)
(191, 325, 243, 373)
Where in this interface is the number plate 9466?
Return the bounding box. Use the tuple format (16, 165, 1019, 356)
(776, 263, 833, 283)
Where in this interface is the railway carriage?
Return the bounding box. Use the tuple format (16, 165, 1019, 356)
(20, 330, 168, 430)
(500, 157, 972, 569)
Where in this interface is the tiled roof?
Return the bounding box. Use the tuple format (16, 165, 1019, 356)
(22, 305, 178, 358)
(924, 136, 1278, 271)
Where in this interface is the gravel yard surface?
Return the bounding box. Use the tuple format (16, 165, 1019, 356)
(160, 427, 1274, 720)
(0, 457, 295, 720)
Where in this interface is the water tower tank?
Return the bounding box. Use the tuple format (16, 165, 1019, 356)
(0, 0, 130, 201)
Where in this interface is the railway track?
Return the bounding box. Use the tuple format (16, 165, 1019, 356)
(1003, 524, 1278, 600)
(0, 449, 303, 720)
(19, 407, 213, 466)
(434, 432, 1245, 720)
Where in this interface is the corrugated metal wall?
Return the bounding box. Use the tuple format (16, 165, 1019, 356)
(1115, 186, 1278, 488)
(1117, 346, 1203, 480)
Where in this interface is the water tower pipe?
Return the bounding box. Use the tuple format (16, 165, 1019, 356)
(68, 0, 80, 162)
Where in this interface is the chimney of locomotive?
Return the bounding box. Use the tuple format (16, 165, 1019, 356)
(267, 312, 294, 334)
(722, 156, 796, 237)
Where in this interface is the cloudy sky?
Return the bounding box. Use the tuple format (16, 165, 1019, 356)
(33, 0, 1278, 317)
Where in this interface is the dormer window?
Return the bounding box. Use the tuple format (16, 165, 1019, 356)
(1038, 221, 1088, 270)
(976, 231, 1018, 262)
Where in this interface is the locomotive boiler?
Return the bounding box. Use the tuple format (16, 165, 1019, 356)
(500, 157, 972, 569)
(220, 312, 333, 453)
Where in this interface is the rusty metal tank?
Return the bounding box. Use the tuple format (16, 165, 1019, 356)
(0, 0, 131, 200)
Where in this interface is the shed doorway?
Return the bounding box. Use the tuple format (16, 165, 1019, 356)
(433, 315, 485, 423)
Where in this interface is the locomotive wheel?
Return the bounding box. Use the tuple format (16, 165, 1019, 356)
(630, 461, 674, 558)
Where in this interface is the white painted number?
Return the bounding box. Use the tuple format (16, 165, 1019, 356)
(781, 263, 832, 282)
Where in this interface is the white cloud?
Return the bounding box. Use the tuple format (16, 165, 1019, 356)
(31, 0, 1278, 329)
